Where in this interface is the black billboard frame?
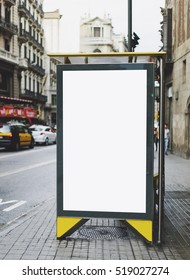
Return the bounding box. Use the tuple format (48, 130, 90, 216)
(57, 63, 155, 220)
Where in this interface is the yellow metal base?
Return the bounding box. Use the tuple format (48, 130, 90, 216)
(57, 175, 158, 241)
(57, 216, 153, 242)
(126, 219, 153, 242)
(57, 217, 88, 239)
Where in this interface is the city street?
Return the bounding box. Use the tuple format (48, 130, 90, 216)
(0, 144, 190, 260)
(1, 2, 190, 277)
(0, 145, 56, 228)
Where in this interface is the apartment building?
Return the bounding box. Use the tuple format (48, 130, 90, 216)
(18, 0, 46, 117)
(164, 0, 190, 158)
(0, 0, 20, 100)
(80, 15, 127, 53)
(43, 9, 62, 127)
(0, 0, 46, 120)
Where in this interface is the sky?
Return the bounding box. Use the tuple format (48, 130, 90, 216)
(43, 0, 165, 52)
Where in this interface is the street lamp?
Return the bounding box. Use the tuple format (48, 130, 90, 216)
(128, 0, 132, 52)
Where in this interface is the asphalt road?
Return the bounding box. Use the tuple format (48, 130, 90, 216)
(0, 144, 56, 227)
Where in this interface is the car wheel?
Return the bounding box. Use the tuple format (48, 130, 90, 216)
(44, 138, 49, 146)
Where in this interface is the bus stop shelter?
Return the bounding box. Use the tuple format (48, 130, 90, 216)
(48, 52, 166, 245)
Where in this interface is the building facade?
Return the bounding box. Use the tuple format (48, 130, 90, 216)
(80, 15, 127, 53)
(164, 0, 190, 158)
(43, 9, 62, 127)
(0, 0, 46, 121)
(0, 0, 20, 99)
(18, 0, 46, 118)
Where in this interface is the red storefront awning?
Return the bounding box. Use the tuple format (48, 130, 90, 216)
(0, 96, 32, 104)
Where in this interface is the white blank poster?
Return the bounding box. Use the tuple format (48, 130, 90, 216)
(63, 69, 147, 214)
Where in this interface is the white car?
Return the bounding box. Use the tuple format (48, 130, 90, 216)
(29, 125, 56, 145)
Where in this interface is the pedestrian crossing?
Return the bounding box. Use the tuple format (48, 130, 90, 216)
(0, 198, 26, 212)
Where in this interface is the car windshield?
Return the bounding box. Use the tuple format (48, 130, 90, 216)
(0, 125, 10, 133)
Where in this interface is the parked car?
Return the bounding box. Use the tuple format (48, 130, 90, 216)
(0, 122, 34, 151)
(29, 125, 56, 145)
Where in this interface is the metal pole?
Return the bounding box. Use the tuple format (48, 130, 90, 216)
(128, 0, 132, 52)
(157, 57, 165, 244)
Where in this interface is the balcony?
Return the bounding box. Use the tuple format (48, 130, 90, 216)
(24, 90, 47, 103)
(50, 69, 56, 80)
(32, 0, 37, 7)
(18, 3, 31, 19)
(33, 38, 44, 52)
(28, 62, 45, 76)
(0, 16, 18, 36)
(81, 37, 113, 46)
(4, 0, 16, 6)
(0, 47, 18, 65)
(19, 58, 28, 70)
(28, 14, 35, 23)
(27, 33, 44, 51)
(32, 1, 44, 16)
(33, 19, 42, 32)
(38, 4, 44, 16)
(18, 29, 28, 44)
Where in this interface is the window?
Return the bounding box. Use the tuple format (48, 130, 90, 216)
(37, 81, 40, 93)
(33, 53, 36, 63)
(4, 39, 10, 51)
(5, 6, 10, 23)
(29, 77, 31, 90)
(94, 27, 100, 37)
(24, 75, 27, 90)
(29, 26, 32, 36)
(0, 125, 10, 133)
(33, 79, 35, 92)
(183, 59, 186, 83)
(17, 125, 25, 133)
(52, 95, 56, 106)
(0, 72, 7, 90)
(93, 48, 101, 53)
(24, 46, 27, 58)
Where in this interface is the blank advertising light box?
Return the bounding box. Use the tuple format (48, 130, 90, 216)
(57, 63, 154, 220)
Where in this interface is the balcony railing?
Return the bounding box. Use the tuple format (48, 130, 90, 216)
(4, 0, 16, 6)
(33, 38, 44, 52)
(28, 62, 45, 76)
(18, 29, 28, 43)
(19, 58, 28, 70)
(18, 1, 44, 24)
(0, 16, 18, 36)
(27, 33, 44, 51)
(18, 3, 31, 18)
(31, 0, 44, 15)
(24, 90, 47, 103)
(81, 37, 113, 45)
(0, 47, 18, 65)
(38, 4, 44, 15)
